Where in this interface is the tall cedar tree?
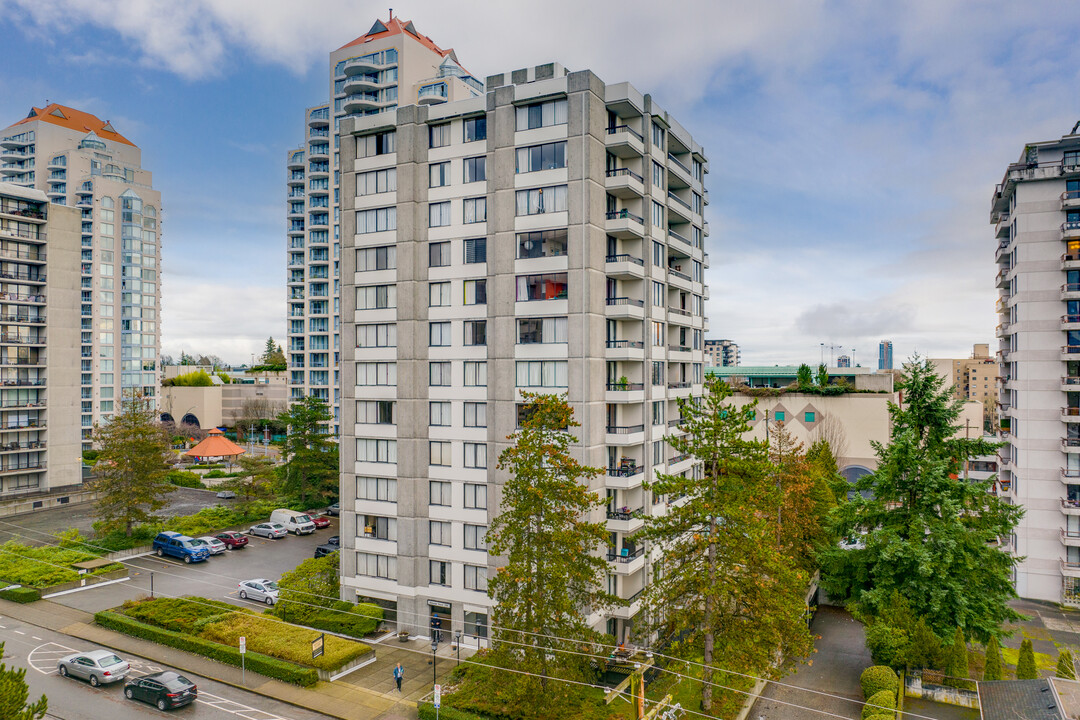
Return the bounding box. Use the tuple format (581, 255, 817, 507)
(487, 393, 620, 715)
(1016, 638, 1037, 680)
(768, 421, 837, 572)
(90, 392, 174, 536)
(1057, 649, 1076, 680)
(642, 377, 815, 714)
(277, 396, 338, 504)
(946, 627, 968, 680)
(820, 357, 1023, 641)
(984, 635, 1003, 680)
(0, 642, 47, 719)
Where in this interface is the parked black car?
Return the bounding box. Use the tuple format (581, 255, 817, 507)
(124, 671, 197, 711)
(314, 543, 338, 559)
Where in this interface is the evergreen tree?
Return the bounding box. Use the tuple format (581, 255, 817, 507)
(1016, 639, 1038, 680)
(261, 337, 276, 363)
(816, 363, 830, 387)
(983, 635, 1003, 680)
(807, 438, 850, 503)
(642, 377, 814, 714)
(769, 422, 837, 571)
(796, 363, 813, 388)
(487, 393, 618, 714)
(1057, 649, 1076, 680)
(225, 454, 277, 509)
(820, 356, 1023, 641)
(90, 392, 175, 536)
(277, 396, 337, 504)
(946, 627, 968, 680)
(0, 642, 47, 720)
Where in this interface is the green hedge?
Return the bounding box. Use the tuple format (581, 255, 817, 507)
(860, 666, 898, 700)
(94, 611, 318, 687)
(0, 542, 123, 588)
(0, 586, 40, 603)
(418, 704, 489, 720)
(167, 470, 206, 489)
(862, 689, 896, 719)
(279, 600, 383, 639)
(122, 597, 239, 633)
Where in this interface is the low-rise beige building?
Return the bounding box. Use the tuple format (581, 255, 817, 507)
(160, 366, 286, 430)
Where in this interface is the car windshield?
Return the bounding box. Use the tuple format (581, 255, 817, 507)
(296, 514, 312, 523)
(99, 655, 123, 667)
(269, 523, 284, 529)
(163, 675, 193, 689)
(188, 539, 206, 547)
(263, 581, 279, 591)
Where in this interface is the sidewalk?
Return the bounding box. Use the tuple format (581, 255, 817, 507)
(0, 597, 419, 720)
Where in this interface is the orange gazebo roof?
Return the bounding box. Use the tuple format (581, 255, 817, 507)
(185, 429, 245, 459)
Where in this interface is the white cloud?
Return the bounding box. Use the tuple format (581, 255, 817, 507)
(160, 281, 284, 365)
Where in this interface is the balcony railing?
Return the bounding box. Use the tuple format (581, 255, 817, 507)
(607, 465, 643, 478)
(0, 441, 44, 451)
(1064, 346, 1080, 355)
(606, 382, 645, 391)
(605, 340, 644, 350)
(668, 153, 691, 175)
(0, 227, 45, 241)
(606, 167, 643, 182)
(608, 546, 645, 563)
(1065, 220, 1080, 234)
(606, 210, 644, 224)
(667, 191, 691, 210)
(668, 229, 691, 246)
(605, 254, 644, 266)
(607, 507, 644, 521)
(606, 297, 645, 308)
(668, 381, 692, 389)
(668, 417, 685, 428)
(606, 424, 645, 434)
(669, 453, 691, 464)
(667, 345, 690, 353)
(607, 125, 644, 141)
(0, 248, 44, 261)
(667, 306, 691, 317)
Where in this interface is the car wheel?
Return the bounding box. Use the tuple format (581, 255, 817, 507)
(183, 555, 192, 564)
(90, 674, 100, 687)
(124, 687, 134, 699)
(58, 664, 68, 677)
(157, 699, 168, 711)
(239, 590, 247, 599)
(156, 548, 164, 557)
(265, 596, 274, 606)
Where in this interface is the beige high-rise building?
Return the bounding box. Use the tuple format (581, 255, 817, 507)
(336, 39, 710, 642)
(0, 106, 162, 449)
(931, 343, 999, 429)
(286, 16, 483, 435)
(0, 182, 83, 497)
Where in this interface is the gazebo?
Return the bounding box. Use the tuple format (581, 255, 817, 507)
(185, 428, 245, 463)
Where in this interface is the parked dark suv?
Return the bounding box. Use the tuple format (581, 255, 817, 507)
(152, 531, 210, 564)
(123, 671, 197, 710)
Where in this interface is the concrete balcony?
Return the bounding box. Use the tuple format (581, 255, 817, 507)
(1066, 315, 1080, 331)
(1065, 345, 1080, 361)
(605, 383, 645, 403)
(1063, 560, 1080, 579)
(343, 57, 393, 76)
(605, 340, 645, 361)
(606, 507, 645, 534)
(1066, 253, 1080, 271)
(605, 465, 645, 490)
(605, 210, 645, 239)
(343, 76, 389, 95)
(995, 240, 1010, 264)
(668, 453, 694, 473)
(994, 212, 1011, 238)
(1064, 407, 1080, 422)
(667, 267, 693, 292)
(605, 168, 645, 199)
(605, 424, 645, 446)
(609, 590, 644, 620)
(1062, 529, 1080, 548)
(667, 307, 692, 326)
(1064, 190, 1080, 210)
(605, 297, 645, 320)
(1065, 438, 1080, 454)
(1063, 468, 1080, 484)
(1064, 377, 1080, 393)
(995, 268, 1010, 289)
(668, 230, 694, 257)
(1063, 498, 1080, 516)
(667, 381, 693, 398)
(342, 95, 393, 114)
(995, 321, 1010, 338)
(667, 344, 692, 361)
(607, 546, 645, 575)
(605, 125, 645, 158)
(1063, 221, 1080, 241)
(605, 254, 645, 279)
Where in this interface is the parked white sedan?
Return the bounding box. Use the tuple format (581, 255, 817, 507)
(57, 649, 130, 686)
(248, 522, 288, 539)
(196, 536, 228, 555)
(238, 578, 279, 605)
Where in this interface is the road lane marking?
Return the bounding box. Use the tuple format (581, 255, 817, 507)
(14, 630, 24, 635)
(31, 635, 40, 640)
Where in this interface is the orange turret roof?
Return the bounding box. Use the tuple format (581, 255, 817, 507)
(337, 16, 456, 61)
(11, 104, 135, 147)
(185, 429, 245, 459)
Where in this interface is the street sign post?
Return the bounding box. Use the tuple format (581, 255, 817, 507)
(434, 684, 441, 719)
(239, 636, 246, 684)
(312, 633, 324, 659)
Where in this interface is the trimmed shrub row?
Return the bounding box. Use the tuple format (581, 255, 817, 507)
(860, 665, 898, 700)
(862, 689, 896, 719)
(279, 600, 383, 639)
(418, 703, 488, 720)
(0, 585, 40, 603)
(95, 610, 319, 687)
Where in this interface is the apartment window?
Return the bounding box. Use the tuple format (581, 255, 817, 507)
(463, 197, 487, 224)
(355, 362, 396, 385)
(357, 401, 395, 424)
(464, 483, 487, 509)
(517, 229, 568, 259)
(430, 521, 451, 546)
(464, 156, 486, 183)
(517, 317, 567, 344)
(356, 438, 397, 463)
(355, 323, 396, 348)
(430, 560, 450, 586)
(464, 524, 487, 551)
(464, 116, 487, 142)
(361, 515, 397, 541)
(464, 443, 487, 469)
(652, 281, 665, 307)
(693, 158, 703, 181)
(652, 161, 664, 187)
(515, 185, 568, 215)
(355, 284, 396, 309)
(464, 402, 487, 428)
(430, 441, 452, 467)
(464, 280, 487, 305)
(516, 360, 569, 387)
(430, 362, 452, 386)
(652, 440, 663, 466)
(653, 241, 663, 266)
(464, 564, 488, 592)
(464, 361, 487, 387)
(429, 123, 451, 148)
(516, 142, 567, 173)
(516, 273, 568, 301)
(356, 168, 396, 196)
(651, 361, 664, 386)
(464, 237, 486, 264)
(464, 320, 487, 346)
(692, 260, 702, 283)
(429, 241, 451, 268)
(356, 552, 396, 580)
(356, 207, 396, 234)
(357, 476, 396, 502)
(651, 201, 664, 227)
(429, 201, 451, 227)
(429, 162, 450, 188)
(692, 226, 702, 248)
(356, 131, 395, 158)
(692, 192, 702, 214)
(651, 121, 665, 149)
(652, 321, 664, 347)
(693, 363, 703, 383)
(429, 282, 451, 307)
(652, 401, 664, 426)
(430, 480, 451, 506)
(429, 321, 451, 346)
(516, 99, 568, 130)
(356, 245, 395, 272)
(430, 401, 452, 426)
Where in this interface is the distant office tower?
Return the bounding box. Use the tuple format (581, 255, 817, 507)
(836, 354, 851, 368)
(287, 16, 483, 435)
(0, 105, 162, 449)
(338, 37, 710, 641)
(0, 182, 83, 497)
(703, 338, 738, 366)
(992, 123, 1080, 604)
(878, 340, 893, 370)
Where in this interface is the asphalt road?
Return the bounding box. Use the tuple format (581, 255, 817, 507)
(0, 616, 329, 720)
(48, 517, 340, 615)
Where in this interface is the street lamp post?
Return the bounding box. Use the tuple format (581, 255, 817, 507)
(455, 630, 462, 666)
(431, 636, 439, 687)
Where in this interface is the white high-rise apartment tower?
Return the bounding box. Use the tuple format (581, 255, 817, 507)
(287, 16, 482, 434)
(0, 106, 162, 448)
(336, 30, 710, 641)
(993, 123, 1080, 604)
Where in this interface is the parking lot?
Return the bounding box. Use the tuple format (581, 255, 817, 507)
(48, 514, 340, 615)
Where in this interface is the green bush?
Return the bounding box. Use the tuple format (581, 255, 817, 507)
(281, 601, 383, 639)
(199, 612, 369, 672)
(1058, 649, 1077, 680)
(1017, 638, 1038, 680)
(984, 635, 1003, 680)
(167, 470, 205, 489)
(862, 690, 896, 719)
(163, 370, 214, 387)
(204, 470, 228, 479)
(95, 610, 318, 686)
(122, 596, 239, 633)
(82, 449, 100, 464)
(0, 542, 123, 588)
(0, 585, 40, 603)
(860, 666, 898, 700)
(417, 704, 488, 720)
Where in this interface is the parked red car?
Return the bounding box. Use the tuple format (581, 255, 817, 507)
(310, 515, 331, 529)
(214, 531, 249, 549)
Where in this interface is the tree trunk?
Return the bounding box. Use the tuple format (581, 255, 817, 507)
(703, 517, 717, 712)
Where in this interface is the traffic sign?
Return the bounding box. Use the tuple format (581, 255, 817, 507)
(239, 636, 246, 654)
(434, 684, 441, 708)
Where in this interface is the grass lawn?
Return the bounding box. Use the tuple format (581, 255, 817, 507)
(0, 542, 124, 589)
(1001, 646, 1057, 673)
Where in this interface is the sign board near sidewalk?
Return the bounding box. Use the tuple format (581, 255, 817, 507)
(312, 633, 324, 659)
(434, 684, 441, 708)
(239, 636, 246, 654)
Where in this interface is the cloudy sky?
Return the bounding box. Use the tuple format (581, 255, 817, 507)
(2, 0, 1078, 366)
